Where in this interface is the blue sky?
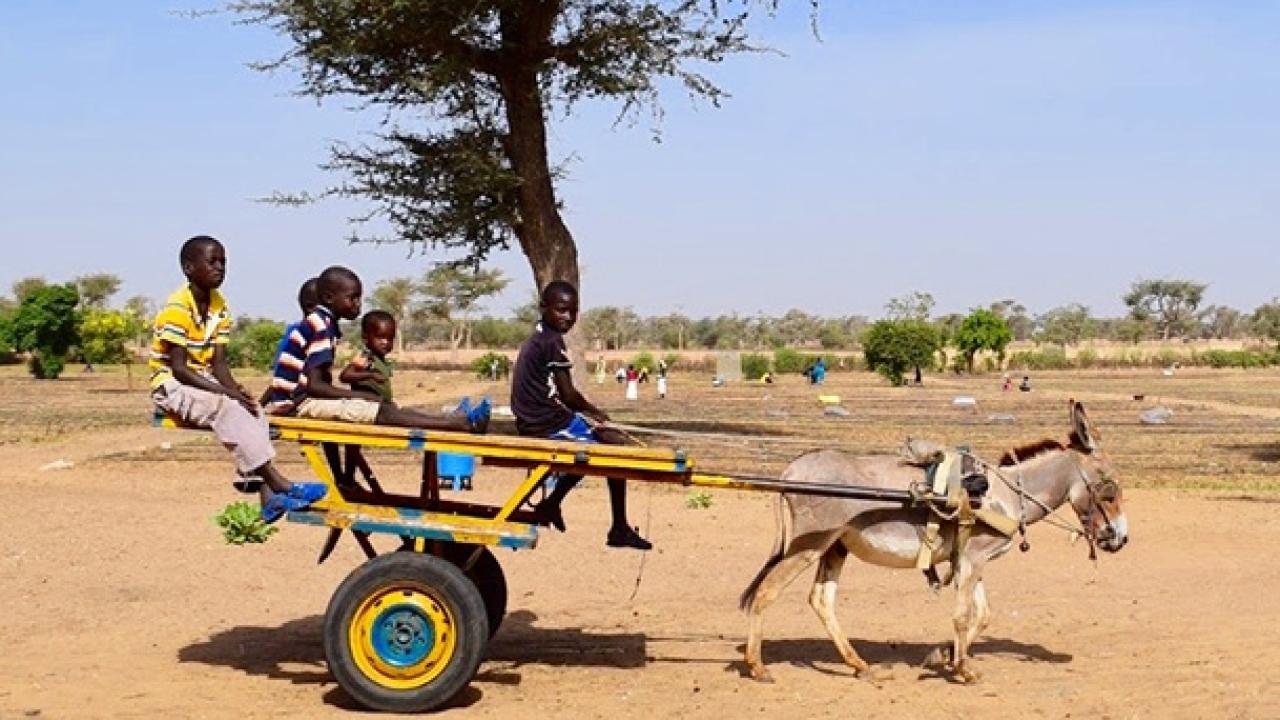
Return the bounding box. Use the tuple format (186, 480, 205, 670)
(1, 1, 1276, 321)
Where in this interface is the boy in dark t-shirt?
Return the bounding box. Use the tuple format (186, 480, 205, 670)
(511, 281, 651, 550)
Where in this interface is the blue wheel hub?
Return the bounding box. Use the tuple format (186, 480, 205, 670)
(370, 604, 436, 667)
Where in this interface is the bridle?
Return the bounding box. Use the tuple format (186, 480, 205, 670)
(1073, 461, 1120, 560)
(978, 448, 1118, 560)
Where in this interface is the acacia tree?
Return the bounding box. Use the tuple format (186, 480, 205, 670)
(1252, 300, 1280, 349)
(237, 1, 769, 308)
(1124, 279, 1207, 340)
(75, 274, 122, 309)
(1036, 304, 1096, 347)
(419, 266, 510, 353)
(368, 277, 417, 352)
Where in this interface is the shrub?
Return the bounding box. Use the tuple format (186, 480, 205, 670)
(226, 319, 286, 370)
(1075, 348, 1099, 369)
(662, 352, 681, 369)
(8, 283, 80, 379)
(862, 320, 942, 386)
(741, 352, 770, 380)
(772, 347, 810, 374)
(629, 351, 656, 372)
(685, 490, 714, 509)
(214, 502, 278, 545)
(470, 351, 511, 379)
(79, 309, 133, 364)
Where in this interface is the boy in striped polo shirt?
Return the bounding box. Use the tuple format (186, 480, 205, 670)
(266, 265, 490, 432)
(150, 236, 326, 522)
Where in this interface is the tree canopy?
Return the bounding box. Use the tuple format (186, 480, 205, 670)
(952, 308, 1012, 372)
(76, 273, 122, 309)
(237, 0, 771, 297)
(1124, 278, 1207, 340)
(8, 284, 80, 379)
(862, 319, 941, 386)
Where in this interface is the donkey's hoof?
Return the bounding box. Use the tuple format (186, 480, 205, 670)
(922, 647, 948, 668)
(749, 668, 775, 684)
(956, 663, 982, 683)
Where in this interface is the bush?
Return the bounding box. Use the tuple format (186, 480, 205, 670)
(8, 283, 80, 379)
(470, 351, 511, 379)
(226, 319, 286, 370)
(662, 352, 681, 369)
(741, 352, 770, 380)
(1075, 348, 1099, 369)
(862, 320, 942, 386)
(1006, 348, 1071, 371)
(772, 347, 810, 374)
(214, 502, 278, 545)
(79, 309, 133, 364)
(629, 351, 656, 372)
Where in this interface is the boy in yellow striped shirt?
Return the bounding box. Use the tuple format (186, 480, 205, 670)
(150, 235, 325, 522)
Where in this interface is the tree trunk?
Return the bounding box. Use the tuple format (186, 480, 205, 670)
(498, 39, 587, 384)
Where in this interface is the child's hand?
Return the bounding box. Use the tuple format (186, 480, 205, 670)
(229, 387, 259, 416)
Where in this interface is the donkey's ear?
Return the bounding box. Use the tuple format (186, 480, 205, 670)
(1070, 400, 1098, 452)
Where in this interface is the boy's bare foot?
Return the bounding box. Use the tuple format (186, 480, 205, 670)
(606, 525, 652, 550)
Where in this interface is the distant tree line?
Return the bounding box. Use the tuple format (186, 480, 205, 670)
(5, 272, 1280, 381)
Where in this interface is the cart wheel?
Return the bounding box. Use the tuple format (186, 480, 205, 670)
(324, 552, 488, 713)
(442, 544, 508, 638)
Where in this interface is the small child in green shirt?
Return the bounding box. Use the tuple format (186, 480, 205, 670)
(340, 310, 397, 402)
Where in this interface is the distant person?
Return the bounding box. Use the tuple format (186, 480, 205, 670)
(657, 359, 668, 399)
(149, 235, 326, 522)
(914, 365, 923, 386)
(811, 357, 826, 385)
(1019, 375, 1032, 392)
(761, 371, 774, 384)
(615, 367, 626, 384)
(1002, 373, 1012, 392)
(637, 365, 650, 384)
(595, 355, 607, 385)
(510, 280, 651, 550)
(625, 364, 639, 401)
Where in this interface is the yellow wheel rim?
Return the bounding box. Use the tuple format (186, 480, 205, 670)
(348, 582, 458, 690)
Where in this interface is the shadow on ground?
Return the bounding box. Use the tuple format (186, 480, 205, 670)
(1217, 442, 1280, 463)
(721, 636, 1072, 680)
(177, 610, 647, 706)
(487, 610, 647, 669)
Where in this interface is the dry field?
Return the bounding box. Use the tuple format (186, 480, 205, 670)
(1, 365, 1278, 719)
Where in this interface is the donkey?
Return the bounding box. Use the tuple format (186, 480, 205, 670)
(740, 401, 1127, 683)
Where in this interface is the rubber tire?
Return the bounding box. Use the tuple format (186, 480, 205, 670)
(441, 545, 508, 639)
(324, 552, 489, 713)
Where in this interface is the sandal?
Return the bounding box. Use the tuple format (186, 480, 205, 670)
(261, 492, 311, 524)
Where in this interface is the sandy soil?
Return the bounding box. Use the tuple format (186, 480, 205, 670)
(2, 367, 1278, 719)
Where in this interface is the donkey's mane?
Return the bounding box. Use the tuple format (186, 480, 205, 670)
(998, 431, 1088, 466)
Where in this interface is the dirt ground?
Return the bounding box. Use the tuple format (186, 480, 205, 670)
(2, 366, 1278, 719)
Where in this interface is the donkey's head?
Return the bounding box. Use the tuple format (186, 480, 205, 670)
(1065, 401, 1128, 553)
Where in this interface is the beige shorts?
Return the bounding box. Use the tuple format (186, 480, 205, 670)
(152, 379, 275, 475)
(295, 397, 382, 424)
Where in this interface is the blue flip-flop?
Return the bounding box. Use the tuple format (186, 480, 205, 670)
(287, 482, 328, 503)
(453, 396, 472, 416)
(261, 492, 311, 524)
(467, 396, 492, 433)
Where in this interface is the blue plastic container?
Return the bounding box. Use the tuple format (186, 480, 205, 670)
(436, 452, 476, 491)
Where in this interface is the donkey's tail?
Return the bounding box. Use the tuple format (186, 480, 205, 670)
(739, 494, 791, 611)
